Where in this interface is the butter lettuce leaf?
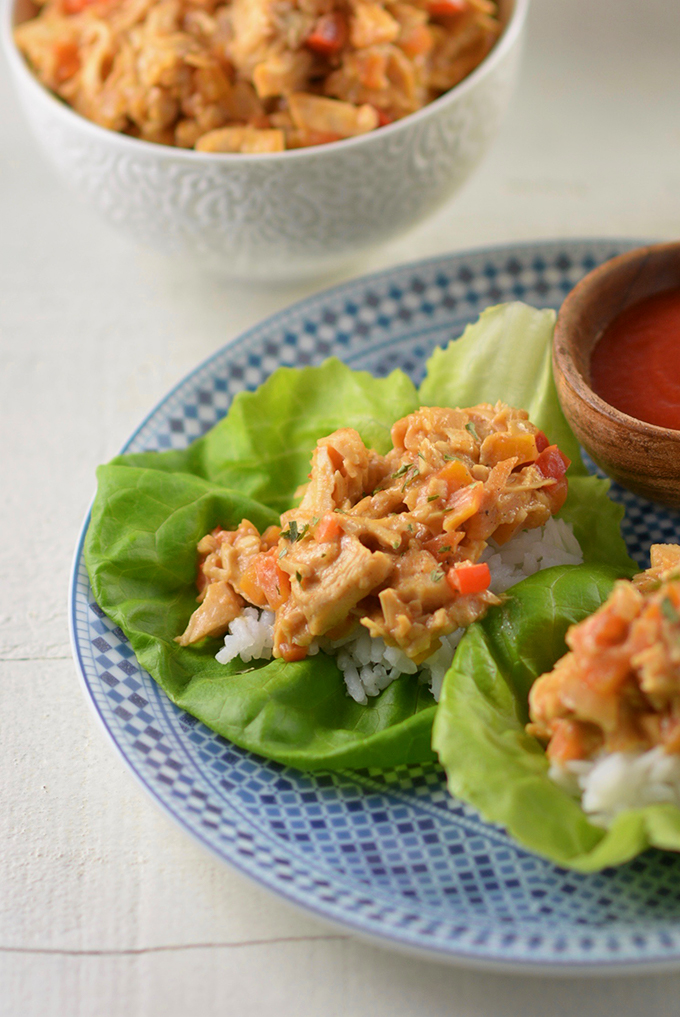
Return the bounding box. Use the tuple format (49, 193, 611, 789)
(432, 565, 680, 871)
(85, 303, 633, 771)
(114, 358, 419, 513)
(85, 360, 435, 770)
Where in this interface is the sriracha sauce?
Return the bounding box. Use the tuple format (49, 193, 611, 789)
(590, 288, 680, 431)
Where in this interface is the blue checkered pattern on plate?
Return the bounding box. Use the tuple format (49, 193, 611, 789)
(70, 240, 680, 970)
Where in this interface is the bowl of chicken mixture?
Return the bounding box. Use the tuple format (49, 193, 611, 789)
(4, 0, 528, 276)
(14, 0, 502, 150)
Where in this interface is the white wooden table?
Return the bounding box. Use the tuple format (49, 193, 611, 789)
(2, 0, 680, 1013)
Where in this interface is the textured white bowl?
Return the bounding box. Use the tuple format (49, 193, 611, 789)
(3, 0, 528, 279)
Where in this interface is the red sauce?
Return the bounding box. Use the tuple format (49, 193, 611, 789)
(590, 288, 680, 430)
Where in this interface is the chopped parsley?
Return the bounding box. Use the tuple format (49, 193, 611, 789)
(430, 569, 444, 583)
(281, 520, 310, 543)
(401, 468, 418, 492)
(295, 571, 302, 583)
(427, 494, 440, 502)
(465, 421, 480, 441)
(392, 463, 411, 478)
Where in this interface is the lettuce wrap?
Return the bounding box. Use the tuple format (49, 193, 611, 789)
(431, 564, 680, 871)
(85, 302, 634, 770)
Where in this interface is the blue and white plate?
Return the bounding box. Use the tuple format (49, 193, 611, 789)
(69, 240, 680, 973)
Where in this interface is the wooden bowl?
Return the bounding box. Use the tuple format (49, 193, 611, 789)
(553, 242, 680, 508)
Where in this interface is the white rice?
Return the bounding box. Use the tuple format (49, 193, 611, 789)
(481, 516, 583, 594)
(215, 518, 583, 704)
(550, 747, 680, 827)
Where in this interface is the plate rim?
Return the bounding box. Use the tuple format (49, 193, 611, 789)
(70, 236, 680, 975)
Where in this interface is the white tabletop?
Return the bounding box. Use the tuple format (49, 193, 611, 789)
(2, 0, 680, 1013)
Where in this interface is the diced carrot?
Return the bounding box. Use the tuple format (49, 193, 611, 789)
(238, 559, 268, 608)
(305, 12, 348, 56)
(261, 524, 282, 549)
(446, 561, 491, 596)
(316, 513, 343, 542)
(442, 481, 484, 530)
(481, 431, 538, 468)
(240, 552, 290, 610)
(399, 23, 433, 58)
(53, 41, 80, 82)
(437, 459, 473, 496)
(547, 719, 597, 762)
(535, 445, 571, 480)
(427, 0, 468, 17)
(278, 641, 308, 662)
(261, 555, 291, 610)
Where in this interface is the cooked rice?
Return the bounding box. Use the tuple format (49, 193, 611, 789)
(550, 747, 680, 828)
(215, 517, 583, 703)
(481, 516, 583, 594)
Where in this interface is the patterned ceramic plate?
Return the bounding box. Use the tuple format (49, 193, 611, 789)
(69, 240, 680, 973)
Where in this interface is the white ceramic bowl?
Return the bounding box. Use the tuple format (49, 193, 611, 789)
(2, 0, 528, 279)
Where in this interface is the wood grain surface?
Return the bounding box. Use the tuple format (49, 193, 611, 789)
(2, 0, 680, 1013)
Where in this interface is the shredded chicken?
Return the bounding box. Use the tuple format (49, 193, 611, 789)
(527, 544, 680, 762)
(15, 0, 500, 150)
(177, 403, 571, 662)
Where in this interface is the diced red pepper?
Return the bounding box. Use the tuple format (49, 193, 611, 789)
(376, 109, 394, 127)
(62, 0, 99, 13)
(446, 561, 491, 596)
(427, 0, 468, 17)
(305, 13, 347, 56)
(535, 445, 570, 480)
(534, 430, 550, 453)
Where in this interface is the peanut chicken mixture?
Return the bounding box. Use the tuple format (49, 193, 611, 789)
(528, 544, 680, 763)
(15, 0, 500, 151)
(177, 403, 571, 662)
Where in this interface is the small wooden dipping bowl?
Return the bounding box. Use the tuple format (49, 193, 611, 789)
(553, 242, 680, 508)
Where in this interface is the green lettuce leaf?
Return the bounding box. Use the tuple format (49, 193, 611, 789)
(432, 565, 680, 871)
(86, 361, 435, 770)
(85, 303, 633, 772)
(114, 358, 419, 513)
